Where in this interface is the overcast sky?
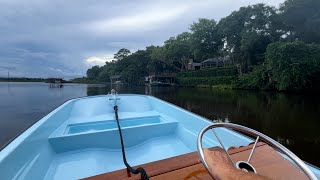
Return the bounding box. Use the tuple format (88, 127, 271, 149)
(0, 0, 284, 79)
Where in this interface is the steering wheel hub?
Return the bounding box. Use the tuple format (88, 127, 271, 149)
(236, 161, 256, 173)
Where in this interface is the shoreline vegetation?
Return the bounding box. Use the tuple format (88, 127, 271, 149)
(82, 0, 320, 93)
(0, 77, 47, 82)
(0, 78, 72, 83)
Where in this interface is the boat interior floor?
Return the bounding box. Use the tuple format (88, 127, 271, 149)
(83, 142, 308, 180)
(46, 135, 192, 179)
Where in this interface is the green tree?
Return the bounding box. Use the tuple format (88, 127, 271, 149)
(218, 4, 282, 73)
(280, 0, 320, 43)
(97, 61, 116, 82)
(86, 65, 102, 80)
(117, 50, 150, 84)
(164, 32, 193, 71)
(147, 46, 173, 74)
(114, 48, 131, 60)
(190, 18, 222, 61)
(240, 32, 272, 71)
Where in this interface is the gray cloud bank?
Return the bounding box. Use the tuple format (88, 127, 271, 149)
(0, 0, 283, 79)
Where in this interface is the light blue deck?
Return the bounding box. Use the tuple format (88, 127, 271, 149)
(0, 94, 319, 179)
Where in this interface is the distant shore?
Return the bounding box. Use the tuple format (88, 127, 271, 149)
(0, 77, 73, 83)
(0, 77, 47, 82)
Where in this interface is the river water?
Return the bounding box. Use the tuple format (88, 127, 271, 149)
(0, 82, 319, 166)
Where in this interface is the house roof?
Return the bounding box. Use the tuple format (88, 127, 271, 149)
(202, 58, 221, 63)
(201, 56, 230, 64)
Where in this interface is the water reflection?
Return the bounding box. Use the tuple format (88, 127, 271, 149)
(48, 84, 63, 88)
(86, 85, 320, 165)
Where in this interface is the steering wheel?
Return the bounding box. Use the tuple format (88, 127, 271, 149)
(197, 123, 318, 180)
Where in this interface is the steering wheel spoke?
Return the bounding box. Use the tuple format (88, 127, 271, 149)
(211, 128, 235, 166)
(247, 136, 259, 163)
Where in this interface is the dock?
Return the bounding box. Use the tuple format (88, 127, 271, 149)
(145, 74, 176, 86)
(47, 78, 65, 88)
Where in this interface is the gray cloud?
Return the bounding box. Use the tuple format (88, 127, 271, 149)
(0, 0, 284, 79)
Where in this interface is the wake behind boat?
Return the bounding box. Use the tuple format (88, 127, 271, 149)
(0, 90, 319, 179)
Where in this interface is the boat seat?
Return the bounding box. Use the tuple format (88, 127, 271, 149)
(83, 142, 308, 180)
(49, 120, 178, 153)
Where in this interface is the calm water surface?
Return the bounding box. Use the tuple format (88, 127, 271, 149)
(1, 82, 319, 166)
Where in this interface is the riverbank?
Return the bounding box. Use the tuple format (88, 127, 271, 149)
(0, 77, 47, 82)
(70, 77, 102, 84)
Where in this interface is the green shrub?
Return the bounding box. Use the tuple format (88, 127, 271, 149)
(234, 64, 274, 90)
(212, 84, 233, 90)
(266, 41, 320, 91)
(177, 66, 238, 78)
(177, 76, 236, 87)
(235, 41, 320, 91)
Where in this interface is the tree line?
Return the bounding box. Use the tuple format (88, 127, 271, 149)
(83, 0, 320, 91)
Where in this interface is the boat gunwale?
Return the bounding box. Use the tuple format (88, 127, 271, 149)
(0, 98, 74, 161)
